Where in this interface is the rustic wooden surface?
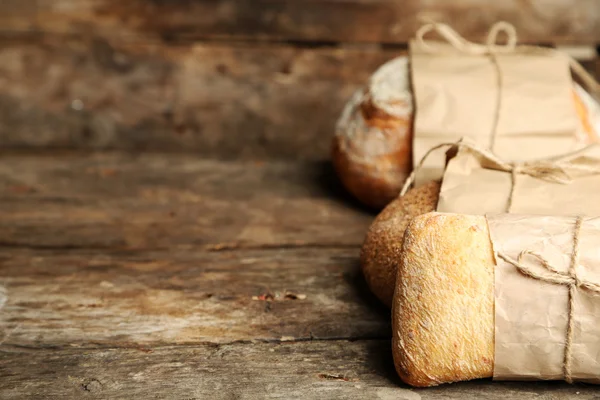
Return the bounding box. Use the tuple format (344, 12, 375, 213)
(0, 154, 597, 398)
(1, 0, 599, 158)
(0, 153, 373, 249)
(0, 247, 389, 347)
(0, 37, 598, 158)
(1, 0, 599, 45)
(2, 341, 596, 399)
(0, 37, 397, 158)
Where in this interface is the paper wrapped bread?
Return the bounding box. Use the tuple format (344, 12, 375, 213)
(361, 181, 440, 306)
(392, 212, 494, 387)
(362, 142, 600, 308)
(333, 56, 600, 209)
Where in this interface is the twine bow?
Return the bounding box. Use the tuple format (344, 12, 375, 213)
(416, 20, 517, 55)
(496, 216, 600, 383)
(415, 21, 600, 98)
(400, 141, 600, 212)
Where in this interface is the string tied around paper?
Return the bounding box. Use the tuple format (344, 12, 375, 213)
(496, 216, 600, 384)
(415, 21, 600, 97)
(400, 141, 600, 212)
(416, 20, 517, 55)
(416, 21, 517, 150)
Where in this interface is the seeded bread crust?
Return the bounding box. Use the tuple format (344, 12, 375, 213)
(360, 181, 441, 307)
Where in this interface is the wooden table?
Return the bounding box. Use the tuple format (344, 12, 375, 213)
(0, 154, 598, 399)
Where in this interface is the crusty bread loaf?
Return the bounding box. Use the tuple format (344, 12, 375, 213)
(360, 181, 440, 307)
(333, 57, 600, 210)
(392, 212, 494, 387)
(332, 57, 413, 209)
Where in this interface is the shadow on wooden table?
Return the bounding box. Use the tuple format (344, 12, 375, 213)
(341, 258, 389, 319)
(341, 259, 405, 387)
(419, 378, 596, 397)
(314, 160, 378, 216)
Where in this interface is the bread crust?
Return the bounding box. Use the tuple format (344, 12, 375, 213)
(360, 181, 441, 307)
(392, 212, 495, 387)
(333, 56, 413, 210)
(332, 92, 412, 209)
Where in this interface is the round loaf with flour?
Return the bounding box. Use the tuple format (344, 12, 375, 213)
(332, 57, 413, 209)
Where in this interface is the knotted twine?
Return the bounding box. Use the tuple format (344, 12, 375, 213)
(496, 216, 600, 383)
(399, 140, 600, 212)
(414, 21, 600, 152)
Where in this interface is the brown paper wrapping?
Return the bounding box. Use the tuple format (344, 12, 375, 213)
(410, 34, 580, 184)
(487, 214, 600, 382)
(436, 143, 600, 215)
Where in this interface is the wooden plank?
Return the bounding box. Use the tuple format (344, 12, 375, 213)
(0, 155, 382, 347)
(0, 341, 594, 399)
(0, 37, 597, 158)
(2, 0, 600, 45)
(0, 37, 597, 157)
(0, 37, 395, 158)
(0, 154, 373, 249)
(0, 246, 389, 347)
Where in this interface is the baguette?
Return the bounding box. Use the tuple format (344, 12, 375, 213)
(392, 212, 494, 387)
(360, 181, 440, 307)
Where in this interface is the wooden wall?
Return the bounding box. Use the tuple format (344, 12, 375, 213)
(0, 0, 599, 160)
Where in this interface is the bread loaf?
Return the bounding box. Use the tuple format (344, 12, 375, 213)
(334, 56, 600, 210)
(361, 181, 440, 307)
(332, 57, 413, 209)
(392, 212, 494, 387)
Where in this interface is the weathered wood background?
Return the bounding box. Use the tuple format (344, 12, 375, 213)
(1, 1, 599, 398)
(0, 0, 598, 158)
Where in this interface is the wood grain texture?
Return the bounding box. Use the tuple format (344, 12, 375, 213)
(1, 37, 597, 157)
(0, 247, 388, 347)
(0, 154, 373, 249)
(2, 0, 600, 45)
(0, 37, 396, 158)
(0, 155, 385, 347)
(0, 155, 598, 396)
(1, 341, 595, 399)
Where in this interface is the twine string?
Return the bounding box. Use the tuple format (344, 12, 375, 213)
(415, 21, 599, 96)
(399, 141, 600, 204)
(496, 217, 600, 383)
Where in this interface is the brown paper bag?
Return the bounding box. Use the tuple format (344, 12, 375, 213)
(488, 214, 600, 382)
(410, 22, 581, 184)
(436, 142, 600, 215)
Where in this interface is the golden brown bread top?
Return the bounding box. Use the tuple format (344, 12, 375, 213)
(392, 212, 495, 387)
(360, 96, 410, 130)
(360, 181, 440, 307)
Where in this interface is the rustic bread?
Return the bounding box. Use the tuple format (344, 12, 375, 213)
(360, 181, 440, 307)
(332, 57, 413, 209)
(392, 212, 494, 387)
(334, 56, 600, 210)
